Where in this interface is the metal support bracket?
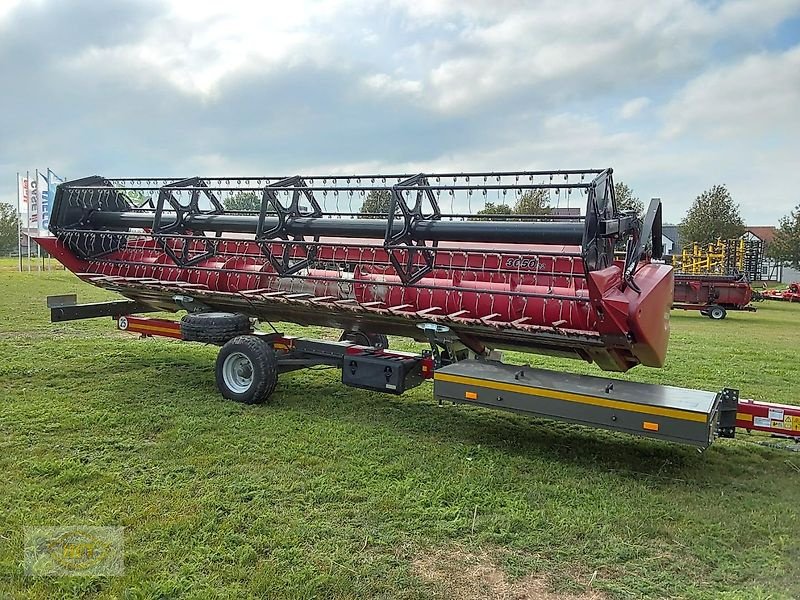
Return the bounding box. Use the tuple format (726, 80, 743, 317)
(716, 388, 739, 439)
(385, 173, 441, 284)
(152, 177, 225, 267)
(256, 176, 322, 275)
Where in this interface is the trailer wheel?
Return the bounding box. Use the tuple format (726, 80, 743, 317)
(708, 305, 727, 320)
(339, 330, 390, 350)
(181, 312, 252, 344)
(215, 335, 278, 404)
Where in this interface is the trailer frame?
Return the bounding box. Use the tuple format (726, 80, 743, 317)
(48, 296, 800, 450)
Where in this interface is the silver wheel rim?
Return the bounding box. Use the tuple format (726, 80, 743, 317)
(712, 308, 723, 318)
(222, 352, 254, 394)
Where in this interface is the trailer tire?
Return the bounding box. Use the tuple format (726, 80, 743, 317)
(181, 312, 252, 344)
(339, 330, 390, 350)
(216, 335, 278, 404)
(708, 305, 727, 320)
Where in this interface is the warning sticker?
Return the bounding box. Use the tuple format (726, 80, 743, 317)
(768, 408, 784, 421)
(753, 416, 771, 428)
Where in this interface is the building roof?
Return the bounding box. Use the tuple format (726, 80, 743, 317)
(661, 224, 681, 254)
(745, 226, 777, 244)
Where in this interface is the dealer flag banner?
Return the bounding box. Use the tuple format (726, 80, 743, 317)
(37, 170, 49, 232)
(18, 175, 29, 214)
(29, 175, 38, 229)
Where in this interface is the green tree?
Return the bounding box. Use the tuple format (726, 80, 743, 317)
(360, 190, 392, 217)
(769, 204, 800, 270)
(475, 202, 514, 219)
(0, 202, 20, 253)
(513, 189, 551, 216)
(224, 191, 261, 211)
(678, 185, 745, 245)
(614, 181, 644, 218)
(124, 190, 151, 208)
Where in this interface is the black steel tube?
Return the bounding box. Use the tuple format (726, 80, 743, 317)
(90, 211, 586, 245)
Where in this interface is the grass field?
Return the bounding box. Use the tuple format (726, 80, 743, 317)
(1, 265, 799, 599)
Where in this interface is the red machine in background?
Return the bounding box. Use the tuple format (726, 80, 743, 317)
(762, 282, 800, 302)
(672, 274, 756, 320)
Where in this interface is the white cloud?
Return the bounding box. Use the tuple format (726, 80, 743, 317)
(662, 46, 800, 138)
(388, 0, 800, 113)
(362, 73, 423, 96)
(2, 0, 800, 228)
(619, 97, 651, 119)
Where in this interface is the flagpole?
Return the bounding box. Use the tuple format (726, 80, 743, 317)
(16, 172, 22, 272)
(26, 170, 31, 272)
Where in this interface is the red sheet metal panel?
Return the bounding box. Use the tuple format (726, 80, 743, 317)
(673, 275, 753, 309)
(736, 399, 800, 438)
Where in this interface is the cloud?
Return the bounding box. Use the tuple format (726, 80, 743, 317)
(385, 0, 800, 113)
(619, 97, 651, 119)
(1, 0, 799, 228)
(662, 46, 800, 138)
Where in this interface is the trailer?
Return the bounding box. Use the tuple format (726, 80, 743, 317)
(672, 274, 756, 320)
(35, 169, 798, 450)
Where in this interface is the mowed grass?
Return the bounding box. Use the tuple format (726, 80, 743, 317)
(0, 268, 799, 599)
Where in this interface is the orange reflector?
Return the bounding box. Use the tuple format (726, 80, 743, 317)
(643, 421, 660, 431)
(465, 391, 478, 400)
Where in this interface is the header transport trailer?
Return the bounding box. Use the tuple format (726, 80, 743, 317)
(36, 169, 799, 450)
(672, 274, 756, 320)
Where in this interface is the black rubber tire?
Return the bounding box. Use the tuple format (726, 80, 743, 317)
(215, 335, 278, 404)
(181, 312, 252, 344)
(339, 330, 390, 350)
(708, 305, 727, 320)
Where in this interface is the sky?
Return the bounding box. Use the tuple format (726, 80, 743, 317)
(1, 0, 799, 225)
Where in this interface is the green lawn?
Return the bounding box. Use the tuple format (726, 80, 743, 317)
(1, 269, 798, 599)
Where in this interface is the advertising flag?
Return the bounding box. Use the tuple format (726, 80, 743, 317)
(29, 173, 39, 229)
(38, 170, 49, 232)
(18, 175, 29, 214)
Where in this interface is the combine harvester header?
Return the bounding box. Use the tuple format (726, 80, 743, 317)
(39, 169, 670, 371)
(36, 168, 798, 449)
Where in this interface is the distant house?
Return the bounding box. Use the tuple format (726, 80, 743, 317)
(743, 226, 789, 283)
(661, 224, 681, 256)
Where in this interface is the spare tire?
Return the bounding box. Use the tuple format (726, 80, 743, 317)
(180, 312, 252, 344)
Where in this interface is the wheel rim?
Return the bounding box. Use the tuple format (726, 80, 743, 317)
(712, 308, 723, 319)
(222, 352, 254, 393)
